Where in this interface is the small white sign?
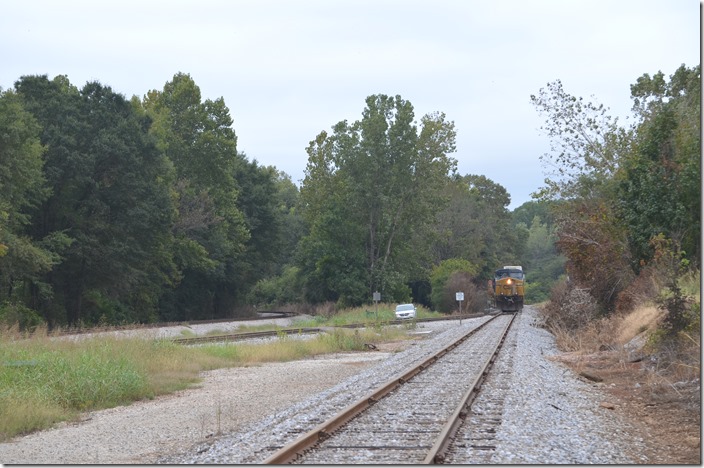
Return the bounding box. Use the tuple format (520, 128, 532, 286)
(456, 292, 464, 301)
(373, 291, 381, 302)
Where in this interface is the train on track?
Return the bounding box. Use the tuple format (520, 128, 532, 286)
(490, 265, 525, 312)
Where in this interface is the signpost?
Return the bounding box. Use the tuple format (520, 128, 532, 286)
(456, 291, 464, 325)
(373, 291, 381, 320)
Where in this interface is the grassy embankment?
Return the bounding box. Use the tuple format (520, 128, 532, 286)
(0, 304, 435, 441)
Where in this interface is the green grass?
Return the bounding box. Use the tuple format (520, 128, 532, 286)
(0, 320, 415, 441)
(291, 303, 441, 328)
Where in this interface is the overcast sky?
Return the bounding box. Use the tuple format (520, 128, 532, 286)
(1, 0, 700, 208)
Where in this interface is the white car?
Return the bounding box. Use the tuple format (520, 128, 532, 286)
(395, 303, 416, 319)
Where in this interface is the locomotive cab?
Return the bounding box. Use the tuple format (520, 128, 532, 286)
(492, 265, 525, 313)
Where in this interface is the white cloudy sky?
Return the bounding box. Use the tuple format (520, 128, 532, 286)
(1, 0, 699, 208)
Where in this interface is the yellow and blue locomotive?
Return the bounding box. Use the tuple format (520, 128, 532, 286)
(491, 265, 525, 312)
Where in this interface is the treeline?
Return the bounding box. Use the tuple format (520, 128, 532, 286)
(531, 64, 700, 333)
(2, 74, 560, 328)
(0, 73, 299, 327)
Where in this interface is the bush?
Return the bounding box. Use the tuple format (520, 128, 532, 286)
(247, 266, 304, 307)
(444, 273, 487, 314)
(541, 279, 599, 331)
(0, 302, 45, 332)
(430, 258, 478, 313)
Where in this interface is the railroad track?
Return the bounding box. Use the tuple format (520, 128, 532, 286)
(261, 313, 516, 464)
(171, 327, 323, 345)
(53, 311, 296, 337)
(170, 314, 486, 346)
(442, 313, 518, 464)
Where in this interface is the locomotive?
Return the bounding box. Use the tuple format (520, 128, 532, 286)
(491, 265, 525, 312)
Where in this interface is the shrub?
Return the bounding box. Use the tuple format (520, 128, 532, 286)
(444, 273, 487, 314)
(0, 302, 45, 332)
(430, 258, 478, 313)
(541, 278, 599, 332)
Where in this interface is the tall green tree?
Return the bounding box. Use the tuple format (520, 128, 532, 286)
(0, 88, 67, 327)
(143, 73, 249, 319)
(432, 174, 526, 280)
(618, 64, 700, 269)
(272, 170, 305, 272)
(232, 156, 282, 283)
(15, 75, 175, 325)
(299, 94, 457, 306)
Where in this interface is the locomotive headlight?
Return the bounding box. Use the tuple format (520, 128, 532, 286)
(507, 278, 512, 285)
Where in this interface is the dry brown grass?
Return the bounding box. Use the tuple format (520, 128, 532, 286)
(544, 298, 700, 385)
(614, 305, 664, 345)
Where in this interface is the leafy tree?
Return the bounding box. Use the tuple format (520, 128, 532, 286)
(530, 79, 633, 201)
(618, 64, 700, 269)
(298, 94, 457, 306)
(531, 80, 635, 311)
(15, 75, 176, 326)
(0, 88, 67, 328)
(521, 215, 565, 303)
(143, 73, 249, 319)
(512, 200, 557, 229)
(242, 170, 306, 308)
(272, 170, 305, 271)
(232, 157, 287, 286)
(246, 265, 304, 307)
(432, 174, 526, 280)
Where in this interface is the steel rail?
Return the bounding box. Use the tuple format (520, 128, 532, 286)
(261, 314, 501, 464)
(423, 312, 516, 464)
(52, 311, 295, 336)
(170, 327, 323, 345)
(171, 314, 491, 345)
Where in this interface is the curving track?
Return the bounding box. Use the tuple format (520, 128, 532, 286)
(263, 313, 516, 464)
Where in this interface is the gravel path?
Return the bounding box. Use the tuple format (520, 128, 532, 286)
(0, 307, 650, 464)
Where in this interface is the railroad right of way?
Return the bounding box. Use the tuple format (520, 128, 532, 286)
(160, 308, 649, 464)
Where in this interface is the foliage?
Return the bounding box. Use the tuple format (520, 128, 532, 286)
(648, 235, 697, 337)
(0, 301, 45, 331)
(270, 171, 305, 274)
(520, 215, 565, 304)
(533, 64, 700, 343)
(553, 198, 634, 312)
(14, 75, 176, 326)
(530, 79, 632, 201)
(298, 94, 457, 306)
(0, 89, 62, 326)
(432, 175, 526, 280)
(143, 73, 250, 320)
(429, 258, 479, 313)
(618, 65, 700, 270)
(512, 200, 557, 229)
(246, 265, 304, 307)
